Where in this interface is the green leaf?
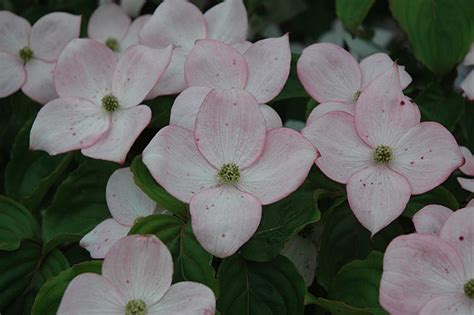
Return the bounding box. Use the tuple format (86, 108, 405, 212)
(306, 297, 374, 315)
(389, 0, 474, 74)
(42, 159, 118, 253)
(0, 243, 69, 314)
(404, 185, 459, 217)
(5, 121, 73, 209)
(217, 254, 306, 315)
(32, 261, 102, 315)
(240, 189, 321, 262)
(415, 83, 465, 131)
(148, 95, 175, 129)
(328, 251, 386, 314)
(131, 155, 188, 219)
(336, 0, 375, 34)
(129, 214, 217, 293)
(0, 196, 40, 251)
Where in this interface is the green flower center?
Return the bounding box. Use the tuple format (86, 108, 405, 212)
(105, 37, 120, 52)
(101, 94, 120, 112)
(19, 46, 34, 62)
(125, 299, 147, 315)
(373, 145, 393, 164)
(352, 90, 361, 102)
(218, 163, 240, 184)
(465, 279, 474, 299)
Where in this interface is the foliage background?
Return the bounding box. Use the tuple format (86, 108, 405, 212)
(0, 0, 473, 314)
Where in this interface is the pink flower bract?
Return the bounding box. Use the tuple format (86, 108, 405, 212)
(142, 88, 316, 257)
(58, 234, 216, 315)
(458, 146, 474, 192)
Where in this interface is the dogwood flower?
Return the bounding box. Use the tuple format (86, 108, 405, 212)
(88, 4, 150, 56)
(0, 11, 80, 103)
(297, 43, 412, 105)
(30, 39, 172, 163)
(58, 234, 216, 315)
(458, 146, 474, 192)
(80, 167, 162, 258)
(412, 204, 454, 236)
(169, 36, 290, 130)
(100, 0, 146, 17)
(302, 65, 463, 235)
(143, 89, 316, 257)
(139, 0, 248, 98)
(461, 43, 474, 100)
(380, 206, 474, 315)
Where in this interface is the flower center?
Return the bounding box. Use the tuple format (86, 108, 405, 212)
(101, 94, 120, 112)
(19, 46, 34, 62)
(373, 145, 393, 164)
(125, 299, 147, 315)
(352, 90, 361, 102)
(218, 163, 240, 184)
(105, 37, 120, 52)
(465, 279, 474, 299)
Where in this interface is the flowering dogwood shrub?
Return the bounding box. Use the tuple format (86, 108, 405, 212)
(0, 0, 474, 314)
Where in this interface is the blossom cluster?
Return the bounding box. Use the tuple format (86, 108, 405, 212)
(1, 0, 473, 314)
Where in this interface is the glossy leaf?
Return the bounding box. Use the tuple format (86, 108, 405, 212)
(336, 0, 375, 34)
(403, 185, 459, 217)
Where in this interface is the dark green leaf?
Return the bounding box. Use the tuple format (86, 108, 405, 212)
(5, 121, 73, 209)
(42, 160, 118, 253)
(129, 214, 217, 293)
(389, 0, 474, 74)
(0, 196, 40, 251)
(148, 95, 175, 129)
(217, 254, 306, 315)
(31, 261, 102, 315)
(131, 155, 188, 219)
(336, 0, 375, 34)
(306, 297, 374, 315)
(404, 185, 459, 217)
(240, 189, 320, 262)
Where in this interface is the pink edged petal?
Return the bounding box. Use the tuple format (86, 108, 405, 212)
(204, 0, 247, 44)
(29, 12, 81, 62)
(379, 234, 466, 315)
(106, 167, 156, 225)
(0, 11, 30, 55)
(460, 146, 474, 176)
(139, 0, 206, 51)
(237, 128, 316, 205)
(22, 59, 57, 104)
(419, 295, 474, 315)
(469, 199, 474, 207)
(231, 40, 252, 54)
(113, 45, 172, 108)
(195, 89, 265, 169)
(260, 104, 283, 130)
(79, 218, 130, 259)
(190, 186, 262, 258)
(458, 178, 474, 192)
(281, 234, 317, 287)
(306, 102, 354, 125)
(146, 47, 187, 98)
(121, 0, 146, 17)
(461, 70, 474, 101)
(359, 53, 412, 89)
(55, 39, 117, 104)
(57, 273, 125, 315)
(82, 105, 151, 163)
(390, 122, 463, 195)
(301, 111, 372, 183)
(355, 64, 420, 147)
(0, 52, 25, 98)
(169, 86, 212, 130)
(88, 4, 131, 43)
(347, 166, 411, 235)
(185, 39, 248, 90)
(243, 34, 291, 103)
(142, 126, 217, 203)
(120, 15, 151, 52)
(102, 235, 173, 304)
(297, 43, 361, 104)
(464, 44, 474, 66)
(148, 282, 216, 314)
(440, 207, 474, 277)
(30, 97, 110, 155)
(412, 205, 453, 235)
